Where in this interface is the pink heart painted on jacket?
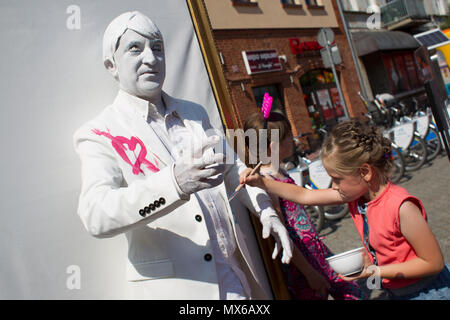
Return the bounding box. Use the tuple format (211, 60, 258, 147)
(92, 129, 160, 175)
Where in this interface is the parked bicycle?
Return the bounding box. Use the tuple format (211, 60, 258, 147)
(371, 94, 428, 171)
(398, 97, 442, 161)
(360, 93, 435, 168)
(384, 107, 428, 171)
(358, 92, 406, 183)
(361, 112, 406, 184)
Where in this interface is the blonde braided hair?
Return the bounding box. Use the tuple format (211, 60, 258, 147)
(320, 119, 394, 183)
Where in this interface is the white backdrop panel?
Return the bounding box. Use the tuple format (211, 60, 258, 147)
(0, 0, 226, 299)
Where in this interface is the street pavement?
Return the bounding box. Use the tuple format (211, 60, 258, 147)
(320, 153, 449, 299)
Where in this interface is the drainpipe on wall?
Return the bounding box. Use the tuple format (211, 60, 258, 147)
(336, 0, 369, 100)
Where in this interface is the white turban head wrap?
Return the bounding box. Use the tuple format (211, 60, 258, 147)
(102, 11, 163, 66)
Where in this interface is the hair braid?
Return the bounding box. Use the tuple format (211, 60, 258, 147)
(321, 119, 394, 182)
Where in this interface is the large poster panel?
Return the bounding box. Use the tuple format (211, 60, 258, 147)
(0, 0, 271, 299)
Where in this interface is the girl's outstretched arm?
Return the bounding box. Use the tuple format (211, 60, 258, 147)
(240, 169, 344, 206)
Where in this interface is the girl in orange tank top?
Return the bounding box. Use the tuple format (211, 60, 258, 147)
(241, 119, 449, 300)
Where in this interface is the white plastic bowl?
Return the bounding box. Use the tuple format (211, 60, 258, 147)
(325, 247, 365, 276)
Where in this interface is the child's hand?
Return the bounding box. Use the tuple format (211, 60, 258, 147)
(338, 251, 376, 281)
(239, 168, 264, 188)
(239, 168, 252, 184)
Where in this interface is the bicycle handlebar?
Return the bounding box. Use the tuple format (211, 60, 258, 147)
(373, 99, 387, 114)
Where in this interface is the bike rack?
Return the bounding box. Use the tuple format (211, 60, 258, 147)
(383, 122, 415, 151)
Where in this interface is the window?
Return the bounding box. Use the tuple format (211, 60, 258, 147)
(281, 0, 302, 8)
(430, 0, 447, 15)
(394, 55, 411, 92)
(404, 54, 420, 89)
(359, 0, 374, 12)
(231, 0, 258, 6)
(342, 0, 379, 12)
(383, 52, 422, 94)
(281, 0, 300, 5)
(299, 69, 344, 129)
(305, 0, 324, 8)
(340, 0, 358, 12)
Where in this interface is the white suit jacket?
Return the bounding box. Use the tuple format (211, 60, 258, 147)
(73, 90, 273, 299)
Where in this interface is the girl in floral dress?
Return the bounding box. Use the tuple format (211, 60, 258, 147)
(243, 112, 363, 300)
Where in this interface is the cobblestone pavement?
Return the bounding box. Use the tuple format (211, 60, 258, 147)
(320, 154, 449, 300)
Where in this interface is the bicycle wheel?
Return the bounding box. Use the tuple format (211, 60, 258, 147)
(425, 127, 442, 161)
(404, 136, 428, 171)
(323, 204, 349, 221)
(390, 146, 405, 184)
(305, 205, 324, 233)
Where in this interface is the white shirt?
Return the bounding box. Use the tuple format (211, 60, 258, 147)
(146, 99, 249, 300)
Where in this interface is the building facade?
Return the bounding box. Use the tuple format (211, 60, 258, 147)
(204, 0, 366, 150)
(341, 0, 449, 100)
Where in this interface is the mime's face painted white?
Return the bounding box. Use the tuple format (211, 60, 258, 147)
(110, 29, 165, 101)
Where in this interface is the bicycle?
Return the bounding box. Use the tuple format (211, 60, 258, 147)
(369, 94, 428, 171)
(358, 92, 406, 183)
(385, 102, 428, 171)
(361, 112, 406, 184)
(399, 97, 442, 161)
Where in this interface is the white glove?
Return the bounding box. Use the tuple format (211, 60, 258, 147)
(260, 208, 293, 264)
(174, 136, 225, 195)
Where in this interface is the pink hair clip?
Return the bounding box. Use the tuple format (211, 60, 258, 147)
(261, 92, 273, 130)
(261, 92, 273, 119)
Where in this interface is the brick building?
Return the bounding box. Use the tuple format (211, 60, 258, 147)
(204, 0, 366, 149)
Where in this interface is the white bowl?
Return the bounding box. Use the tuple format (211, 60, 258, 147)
(325, 247, 365, 276)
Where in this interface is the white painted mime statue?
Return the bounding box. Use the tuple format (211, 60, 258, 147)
(73, 11, 292, 299)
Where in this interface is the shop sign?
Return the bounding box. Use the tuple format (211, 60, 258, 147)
(289, 38, 324, 54)
(242, 50, 282, 75)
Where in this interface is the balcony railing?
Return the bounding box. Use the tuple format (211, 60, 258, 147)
(381, 0, 429, 29)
